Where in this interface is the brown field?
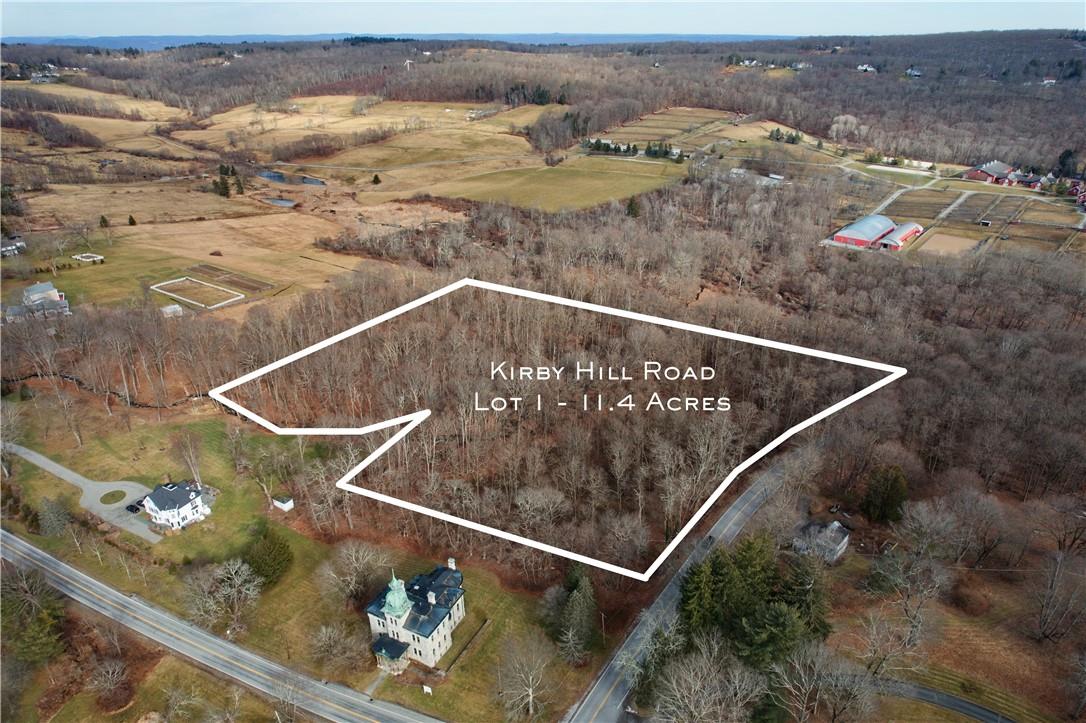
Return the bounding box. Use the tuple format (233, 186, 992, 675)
(599, 107, 738, 150)
(186, 263, 274, 292)
(1017, 200, 1084, 226)
(4, 81, 189, 121)
(918, 231, 982, 257)
(173, 98, 498, 157)
(43, 113, 213, 159)
(23, 181, 274, 228)
(154, 277, 243, 307)
(110, 212, 372, 293)
(885, 188, 962, 219)
(314, 126, 536, 171)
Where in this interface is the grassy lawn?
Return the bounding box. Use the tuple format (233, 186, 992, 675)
(376, 557, 601, 723)
(932, 179, 1044, 196)
(425, 155, 686, 211)
(3, 240, 193, 309)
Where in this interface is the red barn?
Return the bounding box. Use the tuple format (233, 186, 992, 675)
(833, 215, 896, 248)
(965, 160, 1015, 184)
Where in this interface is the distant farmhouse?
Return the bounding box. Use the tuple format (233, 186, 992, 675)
(856, 64, 878, 73)
(3, 281, 71, 324)
(832, 214, 924, 252)
(367, 558, 466, 674)
(964, 160, 1046, 190)
(1, 238, 26, 257)
(794, 520, 851, 563)
(144, 481, 211, 530)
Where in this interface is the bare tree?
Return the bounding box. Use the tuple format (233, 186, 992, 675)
(1030, 495, 1086, 555)
(1034, 551, 1086, 642)
(1071, 650, 1086, 720)
(162, 681, 200, 722)
(0, 401, 23, 478)
(317, 540, 390, 609)
(184, 559, 263, 634)
(88, 658, 127, 695)
(771, 643, 831, 723)
(821, 657, 876, 723)
(496, 632, 554, 721)
(171, 429, 204, 486)
(853, 609, 918, 678)
(656, 632, 766, 723)
(310, 622, 364, 670)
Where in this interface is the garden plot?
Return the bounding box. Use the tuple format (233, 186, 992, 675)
(917, 232, 983, 257)
(884, 189, 961, 220)
(150, 277, 245, 309)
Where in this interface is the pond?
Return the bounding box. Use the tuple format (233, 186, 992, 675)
(258, 170, 326, 186)
(261, 197, 298, 208)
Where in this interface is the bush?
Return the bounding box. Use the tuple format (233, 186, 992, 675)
(860, 465, 908, 523)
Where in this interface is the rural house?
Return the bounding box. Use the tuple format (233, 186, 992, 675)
(144, 481, 211, 530)
(3, 281, 71, 323)
(366, 558, 466, 674)
(793, 520, 851, 563)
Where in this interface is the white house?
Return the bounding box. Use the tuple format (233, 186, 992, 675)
(144, 481, 211, 530)
(366, 558, 465, 674)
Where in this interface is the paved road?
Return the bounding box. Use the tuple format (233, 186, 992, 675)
(563, 448, 1017, 723)
(0, 530, 440, 723)
(567, 467, 779, 723)
(5, 443, 161, 543)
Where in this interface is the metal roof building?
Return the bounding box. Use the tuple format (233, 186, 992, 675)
(833, 214, 896, 245)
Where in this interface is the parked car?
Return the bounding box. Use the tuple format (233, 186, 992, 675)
(125, 504, 141, 513)
(134, 497, 146, 508)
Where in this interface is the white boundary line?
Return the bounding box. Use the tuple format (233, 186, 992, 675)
(150, 277, 245, 310)
(209, 278, 906, 581)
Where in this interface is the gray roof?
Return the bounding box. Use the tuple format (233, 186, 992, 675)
(147, 481, 201, 511)
(975, 160, 1015, 179)
(23, 281, 57, 297)
(837, 214, 896, 242)
(366, 564, 464, 639)
(800, 520, 850, 545)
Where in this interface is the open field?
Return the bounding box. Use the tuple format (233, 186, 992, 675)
(1018, 200, 1084, 225)
(4, 80, 189, 121)
(422, 154, 687, 211)
(43, 112, 212, 159)
(933, 178, 1043, 195)
(22, 180, 274, 228)
(875, 698, 973, 722)
(173, 97, 498, 157)
(314, 125, 536, 170)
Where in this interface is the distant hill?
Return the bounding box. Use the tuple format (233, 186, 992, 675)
(2, 32, 793, 51)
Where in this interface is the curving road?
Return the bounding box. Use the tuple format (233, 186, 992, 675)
(564, 454, 1016, 723)
(4, 443, 161, 543)
(0, 530, 440, 723)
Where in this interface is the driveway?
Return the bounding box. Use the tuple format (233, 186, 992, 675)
(4, 443, 161, 543)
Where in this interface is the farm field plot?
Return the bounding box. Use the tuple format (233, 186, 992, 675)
(422, 154, 687, 211)
(996, 223, 1075, 255)
(152, 276, 244, 308)
(945, 192, 1000, 223)
(23, 181, 274, 228)
(3, 81, 189, 121)
(1018, 200, 1084, 226)
(884, 188, 962, 219)
(916, 231, 984, 257)
(599, 107, 737, 149)
(186, 263, 274, 292)
(983, 195, 1029, 223)
(933, 179, 1042, 195)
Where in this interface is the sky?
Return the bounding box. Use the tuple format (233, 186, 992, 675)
(2, 1, 1083, 39)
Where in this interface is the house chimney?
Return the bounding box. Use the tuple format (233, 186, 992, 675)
(447, 557, 456, 571)
(427, 591, 436, 605)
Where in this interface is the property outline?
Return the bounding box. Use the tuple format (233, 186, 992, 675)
(209, 278, 907, 581)
(150, 276, 246, 309)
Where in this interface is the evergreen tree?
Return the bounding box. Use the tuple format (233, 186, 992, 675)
(861, 465, 909, 523)
(11, 610, 64, 664)
(234, 175, 245, 195)
(128, 215, 136, 226)
(734, 601, 806, 668)
(782, 555, 831, 639)
(557, 625, 588, 666)
(372, 173, 382, 185)
(99, 215, 109, 228)
(679, 558, 716, 634)
(625, 196, 641, 218)
(246, 528, 294, 586)
(561, 576, 598, 648)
